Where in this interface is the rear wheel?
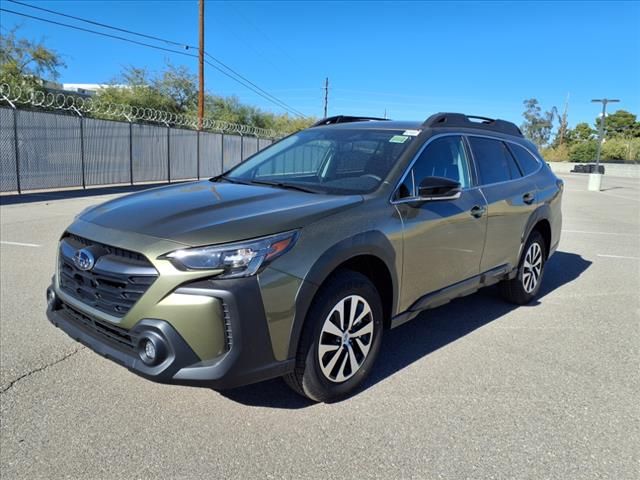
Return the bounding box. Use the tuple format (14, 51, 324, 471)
(284, 271, 383, 402)
(500, 230, 546, 305)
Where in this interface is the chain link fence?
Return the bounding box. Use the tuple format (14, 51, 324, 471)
(0, 106, 274, 194)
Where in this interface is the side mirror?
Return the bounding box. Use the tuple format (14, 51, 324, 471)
(417, 176, 462, 200)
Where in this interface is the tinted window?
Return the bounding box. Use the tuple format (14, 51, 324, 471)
(509, 143, 540, 176)
(407, 136, 470, 196)
(228, 128, 417, 195)
(468, 137, 522, 184)
(256, 140, 328, 178)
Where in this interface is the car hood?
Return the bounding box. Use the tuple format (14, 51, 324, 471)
(79, 181, 363, 246)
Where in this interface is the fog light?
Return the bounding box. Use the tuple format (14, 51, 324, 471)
(144, 340, 156, 360)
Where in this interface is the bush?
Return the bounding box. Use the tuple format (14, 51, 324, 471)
(569, 140, 599, 162)
(602, 139, 629, 161)
(540, 144, 570, 161)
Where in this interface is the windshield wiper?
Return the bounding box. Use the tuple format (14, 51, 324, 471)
(249, 179, 321, 194)
(209, 174, 250, 185)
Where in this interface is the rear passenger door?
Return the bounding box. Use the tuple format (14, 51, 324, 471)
(466, 136, 538, 272)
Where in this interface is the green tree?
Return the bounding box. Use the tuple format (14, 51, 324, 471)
(595, 110, 640, 139)
(0, 27, 65, 89)
(565, 122, 595, 144)
(98, 63, 315, 133)
(521, 98, 556, 147)
(97, 65, 193, 113)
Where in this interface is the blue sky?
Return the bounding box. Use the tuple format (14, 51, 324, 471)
(1, 0, 639, 127)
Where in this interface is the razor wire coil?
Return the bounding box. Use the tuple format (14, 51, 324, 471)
(0, 83, 279, 138)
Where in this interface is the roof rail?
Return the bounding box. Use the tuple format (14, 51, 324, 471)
(311, 115, 390, 127)
(423, 112, 523, 137)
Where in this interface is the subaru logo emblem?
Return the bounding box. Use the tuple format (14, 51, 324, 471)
(73, 248, 95, 271)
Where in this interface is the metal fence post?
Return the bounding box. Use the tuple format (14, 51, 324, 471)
(79, 115, 86, 189)
(221, 132, 225, 172)
(240, 134, 244, 162)
(129, 122, 134, 185)
(12, 108, 21, 194)
(196, 130, 200, 180)
(167, 126, 171, 183)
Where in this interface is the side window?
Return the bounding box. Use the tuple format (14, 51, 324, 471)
(508, 143, 541, 176)
(410, 136, 471, 192)
(468, 137, 522, 184)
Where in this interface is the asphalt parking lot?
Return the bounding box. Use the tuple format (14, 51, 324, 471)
(1, 172, 638, 479)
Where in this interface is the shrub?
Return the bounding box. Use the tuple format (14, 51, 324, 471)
(569, 140, 598, 162)
(540, 144, 570, 161)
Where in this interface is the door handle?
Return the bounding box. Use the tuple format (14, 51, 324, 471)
(523, 192, 535, 204)
(470, 205, 486, 218)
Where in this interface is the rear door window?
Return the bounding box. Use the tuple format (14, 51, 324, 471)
(468, 137, 522, 185)
(508, 143, 541, 176)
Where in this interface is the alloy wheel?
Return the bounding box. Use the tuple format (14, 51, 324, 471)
(317, 295, 375, 383)
(522, 242, 543, 293)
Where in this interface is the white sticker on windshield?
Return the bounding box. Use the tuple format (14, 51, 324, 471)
(403, 129, 421, 136)
(389, 135, 409, 143)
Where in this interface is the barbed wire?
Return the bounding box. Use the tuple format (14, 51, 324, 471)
(0, 83, 279, 138)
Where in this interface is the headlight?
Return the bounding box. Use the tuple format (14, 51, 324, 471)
(163, 230, 298, 278)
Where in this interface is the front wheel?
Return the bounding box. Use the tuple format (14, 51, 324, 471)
(500, 230, 547, 304)
(284, 271, 383, 402)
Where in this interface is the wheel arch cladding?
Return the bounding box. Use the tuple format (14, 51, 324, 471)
(287, 231, 398, 359)
(522, 204, 552, 258)
(532, 218, 551, 259)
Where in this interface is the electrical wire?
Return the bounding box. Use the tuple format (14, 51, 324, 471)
(204, 53, 306, 117)
(1, 3, 306, 117)
(7, 0, 192, 49)
(0, 7, 305, 118)
(0, 8, 197, 58)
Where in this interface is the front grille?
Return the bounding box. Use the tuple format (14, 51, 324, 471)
(60, 303, 137, 351)
(58, 234, 158, 317)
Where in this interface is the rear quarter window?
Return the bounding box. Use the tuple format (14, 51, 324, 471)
(468, 136, 522, 185)
(508, 143, 541, 176)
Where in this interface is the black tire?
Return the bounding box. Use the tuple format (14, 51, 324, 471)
(500, 230, 547, 305)
(284, 270, 384, 402)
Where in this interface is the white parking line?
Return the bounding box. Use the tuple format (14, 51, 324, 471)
(597, 254, 640, 260)
(563, 229, 640, 237)
(0, 240, 42, 248)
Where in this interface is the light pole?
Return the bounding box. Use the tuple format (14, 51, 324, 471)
(589, 98, 620, 191)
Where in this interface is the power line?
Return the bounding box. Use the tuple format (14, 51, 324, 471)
(0, 7, 197, 58)
(204, 52, 306, 117)
(6, 0, 306, 116)
(0, 6, 306, 117)
(6, 0, 191, 49)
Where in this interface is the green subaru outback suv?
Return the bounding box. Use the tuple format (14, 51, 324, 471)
(47, 113, 563, 401)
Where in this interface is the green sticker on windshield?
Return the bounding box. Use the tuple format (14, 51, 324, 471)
(389, 135, 408, 143)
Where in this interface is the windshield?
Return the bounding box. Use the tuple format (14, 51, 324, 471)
(221, 128, 418, 195)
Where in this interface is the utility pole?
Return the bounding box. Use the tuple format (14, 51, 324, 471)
(588, 98, 620, 191)
(198, 0, 205, 130)
(592, 98, 620, 170)
(557, 93, 569, 146)
(323, 77, 329, 118)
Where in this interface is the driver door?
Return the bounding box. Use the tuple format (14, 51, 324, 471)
(394, 135, 488, 309)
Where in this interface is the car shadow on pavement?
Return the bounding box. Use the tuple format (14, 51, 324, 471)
(218, 251, 591, 409)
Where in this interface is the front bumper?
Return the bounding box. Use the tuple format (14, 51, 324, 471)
(46, 276, 295, 389)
